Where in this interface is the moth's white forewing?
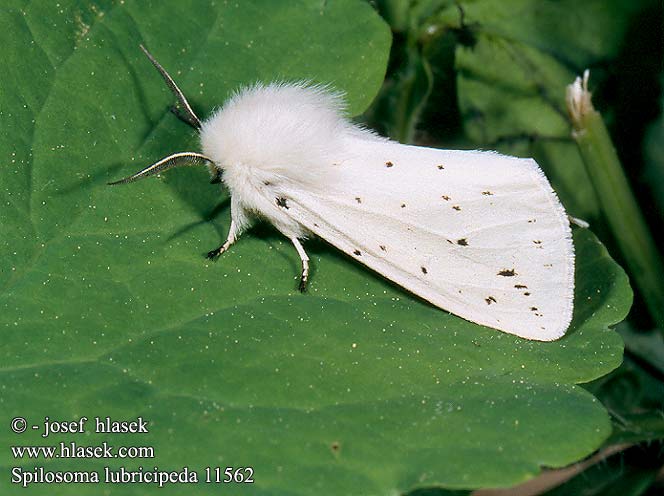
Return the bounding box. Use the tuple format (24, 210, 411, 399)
(283, 137, 574, 341)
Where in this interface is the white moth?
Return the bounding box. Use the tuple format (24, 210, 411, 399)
(110, 46, 575, 341)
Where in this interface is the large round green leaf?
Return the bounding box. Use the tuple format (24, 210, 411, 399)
(1, 1, 630, 494)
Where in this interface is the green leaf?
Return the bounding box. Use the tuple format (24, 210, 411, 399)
(619, 324, 664, 376)
(1, 1, 632, 494)
(585, 338, 664, 445)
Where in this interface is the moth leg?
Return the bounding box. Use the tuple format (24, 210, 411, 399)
(206, 220, 239, 260)
(568, 215, 589, 228)
(291, 238, 310, 293)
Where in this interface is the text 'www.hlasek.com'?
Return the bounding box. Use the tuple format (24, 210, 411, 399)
(9, 415, 254, 487)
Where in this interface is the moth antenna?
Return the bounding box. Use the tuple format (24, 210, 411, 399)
(139, 44, 202, 130)
(108, 152, 214, 185)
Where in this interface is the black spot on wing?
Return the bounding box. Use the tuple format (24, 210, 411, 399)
(437, 164, 445, 170)
(442, 195, 451, 201)
(482, 191, 493, 196)
(379, 245, 386, 251)
(485, 296, 497, 305)
(353, 250, 362, 256)
(355, 197, 362, 204)
(456, 238, 468, 246)
(385, 161, 394, 167)
(401, 203, 406, 208)
(452, 205, 461, 211)
(514, 284, 528, 289)
(497, 269, 517, 277)
(276, 197, 289, 209)
(421, 267, 428, 274)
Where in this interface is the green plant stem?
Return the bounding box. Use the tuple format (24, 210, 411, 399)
(393, 49, 432, 143)
(572, 102, 664, 327)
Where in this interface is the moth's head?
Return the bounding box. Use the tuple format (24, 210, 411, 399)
(108, 46, 347, 189)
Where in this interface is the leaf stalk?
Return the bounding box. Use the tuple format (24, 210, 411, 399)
(566, 71, 664, 327)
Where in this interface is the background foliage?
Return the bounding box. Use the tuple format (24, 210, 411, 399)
(0, 0, 661, 494)
(366, 0, 664, 494)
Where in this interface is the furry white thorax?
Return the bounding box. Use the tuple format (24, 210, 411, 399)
(200, 82, 374, 238)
